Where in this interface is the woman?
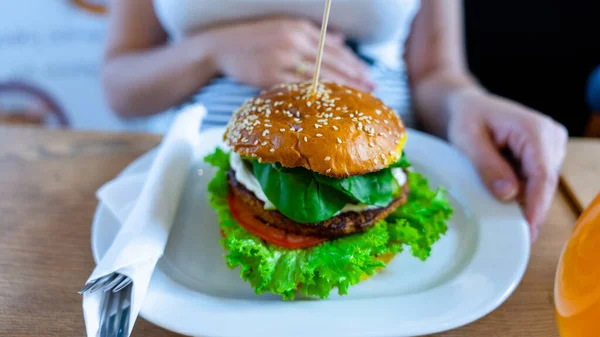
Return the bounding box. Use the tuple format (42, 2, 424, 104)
(102, 0, 567, 241)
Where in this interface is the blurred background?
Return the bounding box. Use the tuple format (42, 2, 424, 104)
(1, 0, 598, 136)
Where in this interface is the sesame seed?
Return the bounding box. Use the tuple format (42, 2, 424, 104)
(333, 126, 339, 131)
(380, 153, 386, 160)
(326, 168, 332, 174)
(297, 128, 304, 132)
(337, 138, 342, 144)
(375, 109, 382, 115)
(294, 118, 301, 123)
(325, 156, 331, 161)
(254, 140, 259, 145)
(261, 141, 268, 146)
(265, 124, 272, 127)
(369, 142, 374, 147)
(280, 128, 286, 132)
(389, 151, 395, 155)
(384, 120, 389, 124)
(357, 122, 363, 131)
(316, 133, 323, 137)
(388, 131, 393, 135)
(336, 107, 341, 111)
(304, 136, 308, 142)
(306, 101, 312, 107)
(350, 114, 355, 118)
(345, 89, 352, 94)
(288, 103, 293, 108)
(251, 153, 257, 158)
(270, 148, 275, 153)
(241, 137, 249, 143)
(315, 124, 322, 128)
(334, 117, 342, 120)
(262, 130, 270, 137)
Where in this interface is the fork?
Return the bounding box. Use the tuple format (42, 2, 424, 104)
(79, 273, 133, 337)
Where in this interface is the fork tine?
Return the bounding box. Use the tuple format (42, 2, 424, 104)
(113, 277, 132, 293)
(88, 274, 117, 294)
(78, 281, 97, 294)
(103, 274, 126, 292)
(78, 273, 112, 294)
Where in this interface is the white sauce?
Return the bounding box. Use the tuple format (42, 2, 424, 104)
(391, 168, 407, 186)
(230, 153, 276, 209)
(230, 153, 407, 214)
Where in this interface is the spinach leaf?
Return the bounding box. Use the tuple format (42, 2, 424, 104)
(249, 152, 409, 223)
(314, 169, 395, 207)
(390, 152, 411, 169)
(252, 162, 351, 223)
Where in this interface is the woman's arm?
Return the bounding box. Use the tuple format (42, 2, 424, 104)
(405, 0, 568, 241)
(405, 0, 476, 137)
(102, 0, 218, 117)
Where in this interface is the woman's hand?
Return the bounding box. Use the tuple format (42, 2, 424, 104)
(447, 87, 568, 241)
(195, 18, 374, 91)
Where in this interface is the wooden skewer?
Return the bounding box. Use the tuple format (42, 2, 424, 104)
(310, 0, 333, 97)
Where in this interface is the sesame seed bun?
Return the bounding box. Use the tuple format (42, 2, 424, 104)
(224, 81, 407, 177)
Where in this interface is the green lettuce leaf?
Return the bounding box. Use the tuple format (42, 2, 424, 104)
(204, 149, 453, 300)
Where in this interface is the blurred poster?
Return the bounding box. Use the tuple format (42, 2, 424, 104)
(0, 0, 130, 131)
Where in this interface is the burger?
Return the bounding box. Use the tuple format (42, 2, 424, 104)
(204, 81, 452, 300)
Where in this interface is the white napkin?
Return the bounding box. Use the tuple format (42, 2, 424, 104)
(82, 104, 206, 337)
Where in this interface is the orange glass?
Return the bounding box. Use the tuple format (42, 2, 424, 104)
(555, 193, 600, 336)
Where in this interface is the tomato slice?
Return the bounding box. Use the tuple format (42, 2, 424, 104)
(227, 192, 328, 249)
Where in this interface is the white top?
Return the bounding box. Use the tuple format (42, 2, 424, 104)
(153, 0, 421, 69)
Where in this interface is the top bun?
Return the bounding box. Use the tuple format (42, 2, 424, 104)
(224, 82, 407, 177)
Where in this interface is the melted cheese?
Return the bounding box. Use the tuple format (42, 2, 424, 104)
(230, 153, 407, 214)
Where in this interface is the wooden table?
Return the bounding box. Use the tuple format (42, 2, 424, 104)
(0, 126, 597, 337)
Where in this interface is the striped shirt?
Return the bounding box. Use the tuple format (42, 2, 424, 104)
(195, 61, 414, 132)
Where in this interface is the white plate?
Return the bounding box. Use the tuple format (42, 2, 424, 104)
(91, 127, 530, 337)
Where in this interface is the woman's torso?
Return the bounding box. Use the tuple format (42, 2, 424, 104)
(138, 0, 420, 133)
(154, 0, 420, 69)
